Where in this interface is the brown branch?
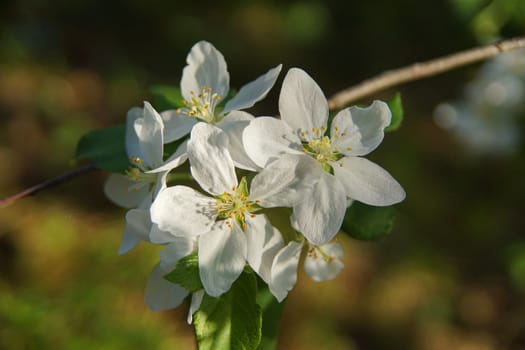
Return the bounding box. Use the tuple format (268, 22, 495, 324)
(328, 36, 525, 110)
(0, 164, 97, 208)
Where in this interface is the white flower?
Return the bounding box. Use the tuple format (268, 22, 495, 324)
(243, 68, 405, 245)
(160, 41, 282, 170)
(259, 240, 344, 302)
(304, 242, 344, 282)
(150, 123, 304, 298)
(104, 102, 187, 253)
(105, 101, 188, 207)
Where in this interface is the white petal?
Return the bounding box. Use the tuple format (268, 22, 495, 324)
(292, 173, 346, 245)
(161, 109, 199, 143)
(333, 157, 405, 206)
(217, 111, 260, 171)
(150, 186, 217, 238)
(159, 237, 195, 271)
(269, 241, 303, 302)
(279, 68, 328, 141)
(134, 102, 165, 168)
(198, 221, 247, 297)
(331, 100, 391, 156)
(145, 263, 189, 311)
(150, 223, 177, 244)
(147, 140, 188, 174)
(242, 117, 302, 168)
(187, 290, 205, 324)
(181, 41, 229, 101)
(188, 123, 237, 195)
(151, 171, 169, 201)
(223, 64, 283, 113)
(244, 215, 284, 283)
(250, 154, 319, 207)
(104, 173, 149, 209)
(119, 209, 151, 254)
(304, 242, 344, 282)
(125, 107, 143, 159)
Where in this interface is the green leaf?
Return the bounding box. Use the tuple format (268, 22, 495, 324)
(149, 85, 184, 110)
(194, 272, 262, 350)
(385, 92, 403, 132)
(164, 254, 203, 293)
(256, 280, 285, 350)
(342, 202, 396, 241)
(75, 125, 129, 172)
(505, 243, 525, 291)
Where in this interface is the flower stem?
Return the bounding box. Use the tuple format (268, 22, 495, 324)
(0, 164, 96, 208)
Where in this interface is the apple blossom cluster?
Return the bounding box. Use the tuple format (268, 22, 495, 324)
(104, 41, 405, 322)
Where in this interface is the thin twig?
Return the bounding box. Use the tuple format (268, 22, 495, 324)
(327, 36, 525, 110)
(0, 164, 97, 208)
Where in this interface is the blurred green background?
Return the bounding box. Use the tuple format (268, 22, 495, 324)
(1, 0, 525, 349)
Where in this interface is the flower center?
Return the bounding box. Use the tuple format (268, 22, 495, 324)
(307, 245, 335, 262)
(177, 86, 222, 123)
(125, 156, 158, 192)
(302, 136, 342, 172)
(214, 177, 260, 230)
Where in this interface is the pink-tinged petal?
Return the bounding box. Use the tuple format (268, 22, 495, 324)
(145, 263, 189, 311)
(159, 237, 195, 271)
(150, 186, 217, 238)
(223, 64, 283, 113)
(292, 173, 346, 245)
(187, 290, 205, 324)
(244, 215, 284, 283)
(333, 157, 405, 206)
(181, 41, 230, 102)
(104, 173, 149, 209)
(269, 241, 303, 302)
(188, 123, 237, 195)
(119, 209, 151, 254)
(198, 221, 247, 297)
(242, 117, 302, 168)
(279, 68, 329, 141)
(217, 111, 260, 171)
(125, 107, 143, 159)
(331, 100, 391, 156)
(304, 242, 344, 282)
(250, 154, 319, 208)
(133, 102, 165, 168)
(161, 109, 199, 143)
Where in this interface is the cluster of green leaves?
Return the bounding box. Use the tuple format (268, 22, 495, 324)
(74, 89, 404, 350)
